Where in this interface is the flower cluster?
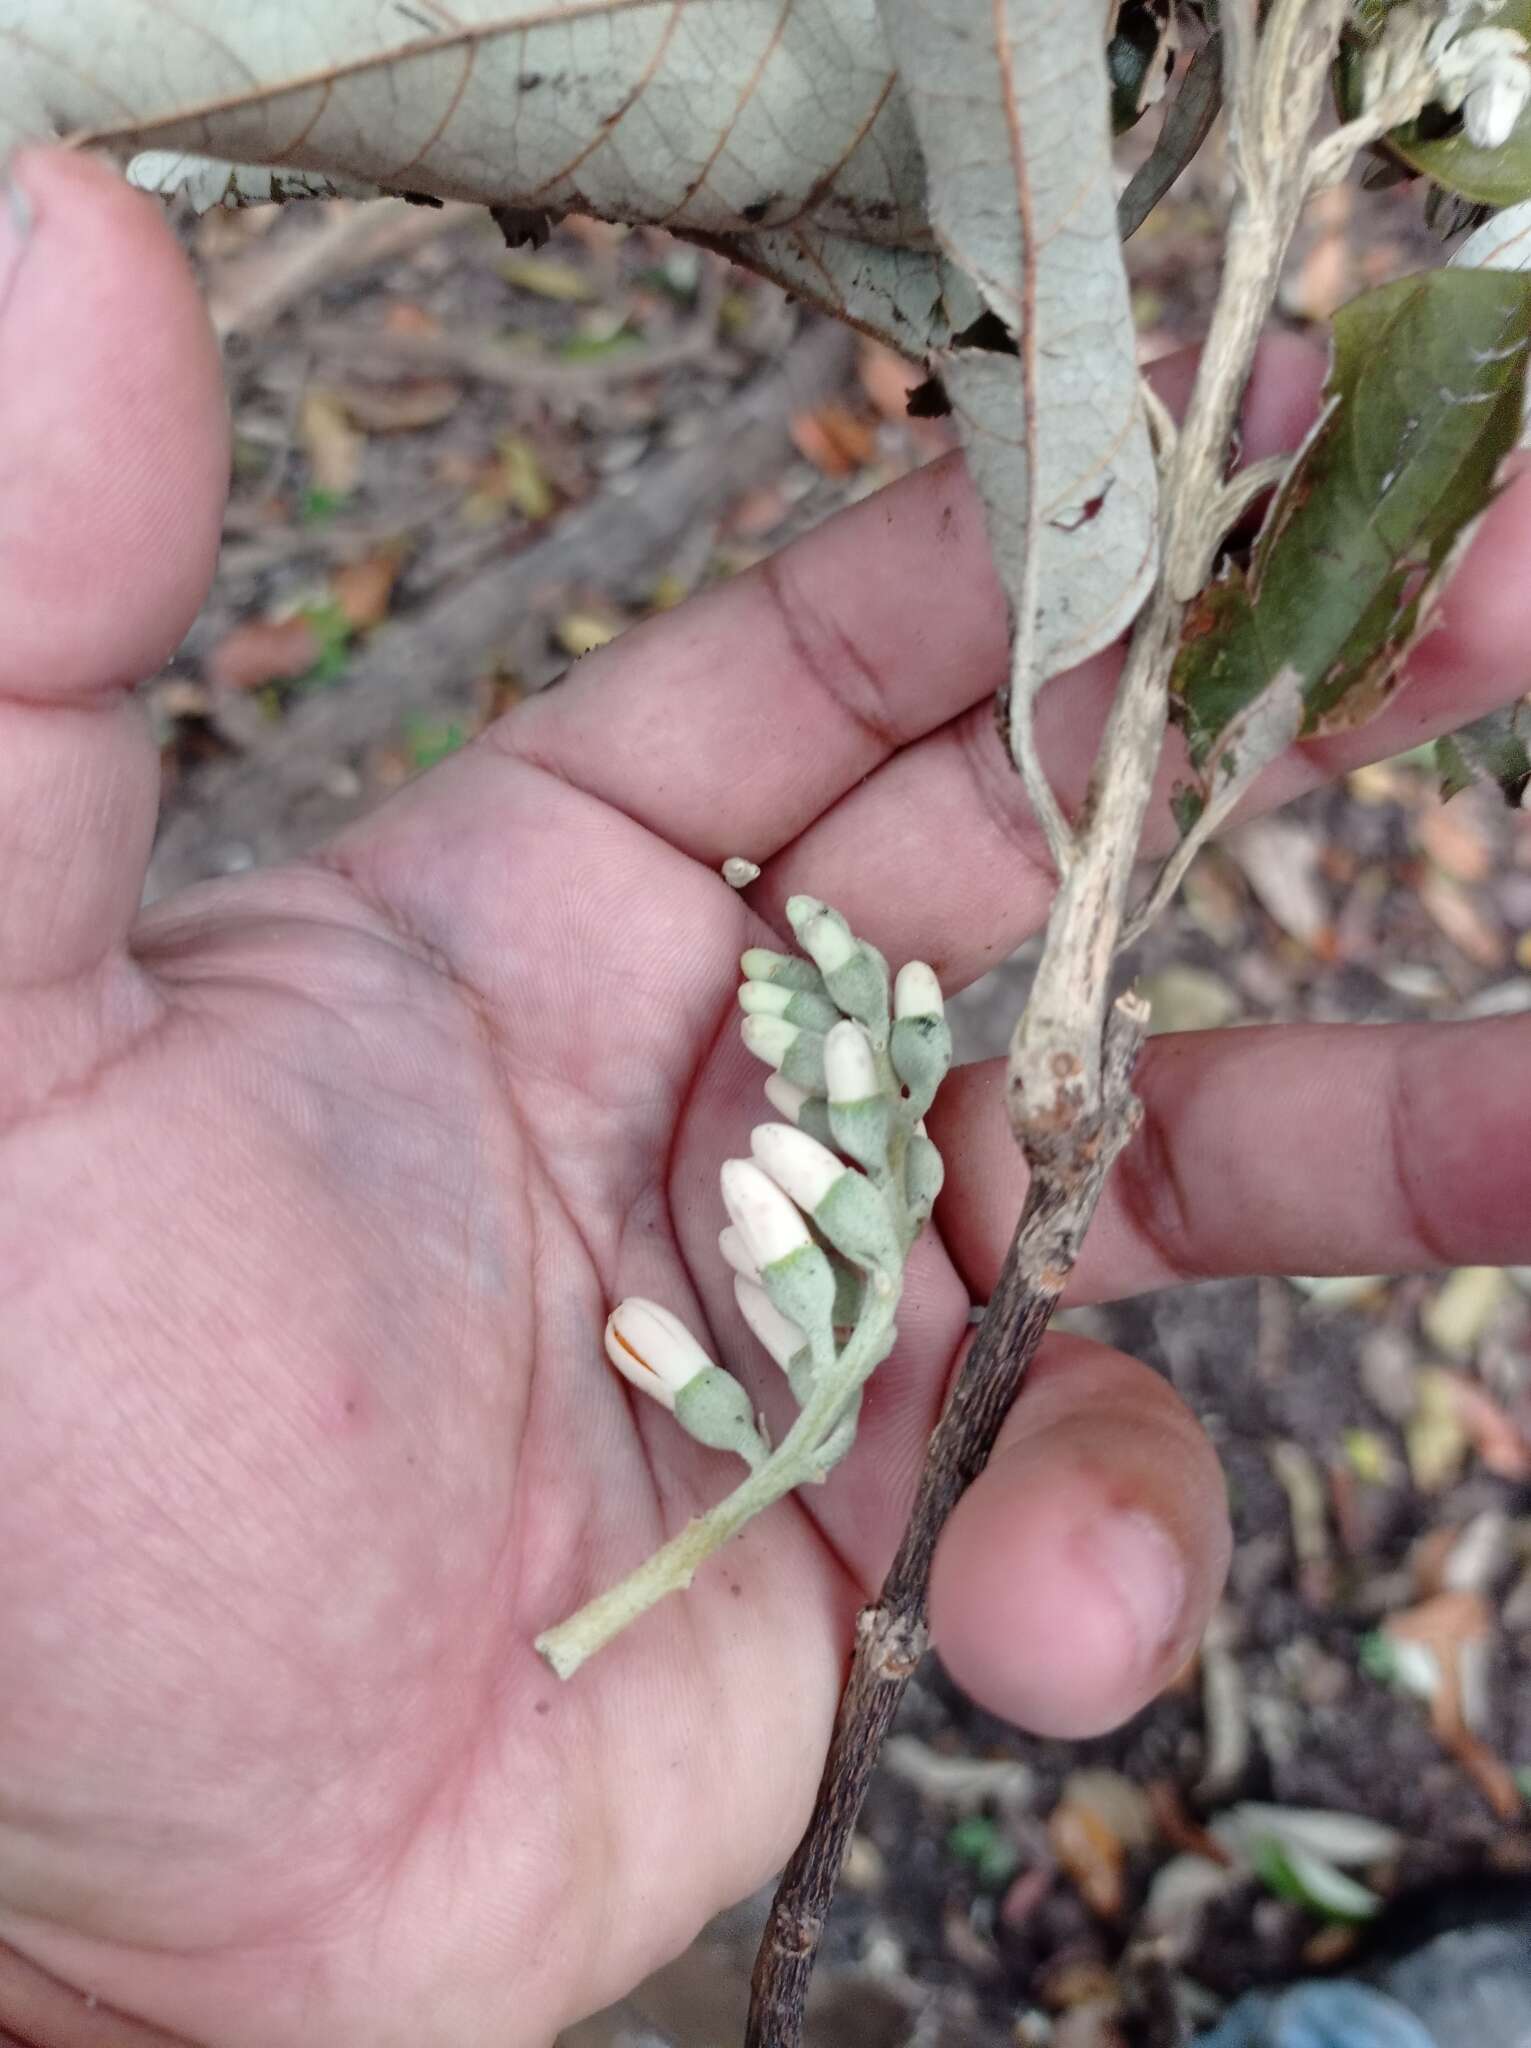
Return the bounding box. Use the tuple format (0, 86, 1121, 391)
(1429, 8, 1531, 150)
(602, 895, 952, 1474)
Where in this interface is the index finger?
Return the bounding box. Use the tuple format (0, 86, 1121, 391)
(502, 334, 1321, 869)
(505, 450, 1006, 865)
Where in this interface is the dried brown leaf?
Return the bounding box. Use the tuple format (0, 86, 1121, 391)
(334, 379, 464, 434)
(205, 616, 322, 694)
(332, 553, 403, 634)
(300, 388, 364, 497)
(1048, 1796, 1126, 1921)
(788, 402, 877, 479)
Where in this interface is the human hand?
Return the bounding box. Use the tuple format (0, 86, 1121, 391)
(2, 149, 1529, 2048)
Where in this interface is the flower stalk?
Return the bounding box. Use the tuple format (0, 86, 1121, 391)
(533, 898, 950, 1681)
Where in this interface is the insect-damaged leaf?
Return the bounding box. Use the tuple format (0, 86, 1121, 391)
(876, 0, 1158, 696)
(1435, 703, 1531, 806)
(1170, 270, 1531, 826)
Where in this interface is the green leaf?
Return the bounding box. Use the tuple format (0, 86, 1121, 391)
(947, 1814, 1022, 1888)
(402, 715, 468, 771)
(1339, 1, 1531, 206)
(554, 327, 642, 363)
(299, 486, 348, 527)
(294, 598, 354, 691)
(1170, 270, 1531, 809)
(1434, 702, 1531, 805)
(1252, 1839, 1382, 1924)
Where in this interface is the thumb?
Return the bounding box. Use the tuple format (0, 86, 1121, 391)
(0, 148, 226, 995)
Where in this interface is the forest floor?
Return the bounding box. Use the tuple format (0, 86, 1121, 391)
(146, 122, 1531, 2048)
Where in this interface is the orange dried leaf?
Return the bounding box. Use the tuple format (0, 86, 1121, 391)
(1417, 798, 1495, 883)
(1419, 871, 1507, 969)
(300, 387, 364, 496)
(332, 552, 403, 634)
(206, 616, 322, 693)
(335, 379, 463, 433)
(1439, 1369, 1531, 1481)
(1048, 1797, 1126, 1921)
(858, 341, 923, 422)
(383, 301, 441, 337)
(789, 401, 877, 478)
(1383, 1590, 1520, 1817)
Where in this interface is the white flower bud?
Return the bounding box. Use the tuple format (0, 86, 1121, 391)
(825, 1019, 879, 1104)
(741, 1013, 799, 1070)
(739, 981, 794, 1018)
(734, 1274, 807, 1373)
(786, 894, 857, 973)
(1465, 51, 1531, 148)
(721, 1157, 813, 1269)
(718, 1225, 761, 1283)
(750, 1121, 848, 1216)
(604, 1298, 714, 1411)
(763, 1073, 812, 1122)
(894, 960, 944, 1021)
(740, 946, 825, 994)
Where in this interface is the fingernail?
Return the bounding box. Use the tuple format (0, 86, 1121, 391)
(0, 154, 35, 316)
(1082, 1508, 1187, 1670)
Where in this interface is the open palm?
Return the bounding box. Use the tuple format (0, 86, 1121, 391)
(4, 152, 1531, 2048)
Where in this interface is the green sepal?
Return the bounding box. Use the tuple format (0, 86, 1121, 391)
(674, 1368, 769, 1469)
(784, 1347, 816, 1405)
(828, 1094, 892, 1175)
(830, 1255, 865, 1330)
(740, 947, 827, 994)
(796, 1096, 836, 1146)
(823, 944, 891, 1038)
(814, 1170, 900, 1272)
(780, 1031, 828, 1092)
(782, 989, 842, 1033)
(761, 1241, 838, 1342)
(891, 1013, 953, 1114)
(905, 1133, 945, 1225)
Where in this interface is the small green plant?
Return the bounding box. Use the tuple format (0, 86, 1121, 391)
(535, 895, 951, 1678)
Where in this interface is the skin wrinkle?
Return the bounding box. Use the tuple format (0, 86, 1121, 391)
(1384, 1033, 1459, 1272)
(1109, 1067, 1206, 1292)
(759, 548, 909, 758)
(952, 696, 1057, 906)
(0, 967, 170, 1133)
